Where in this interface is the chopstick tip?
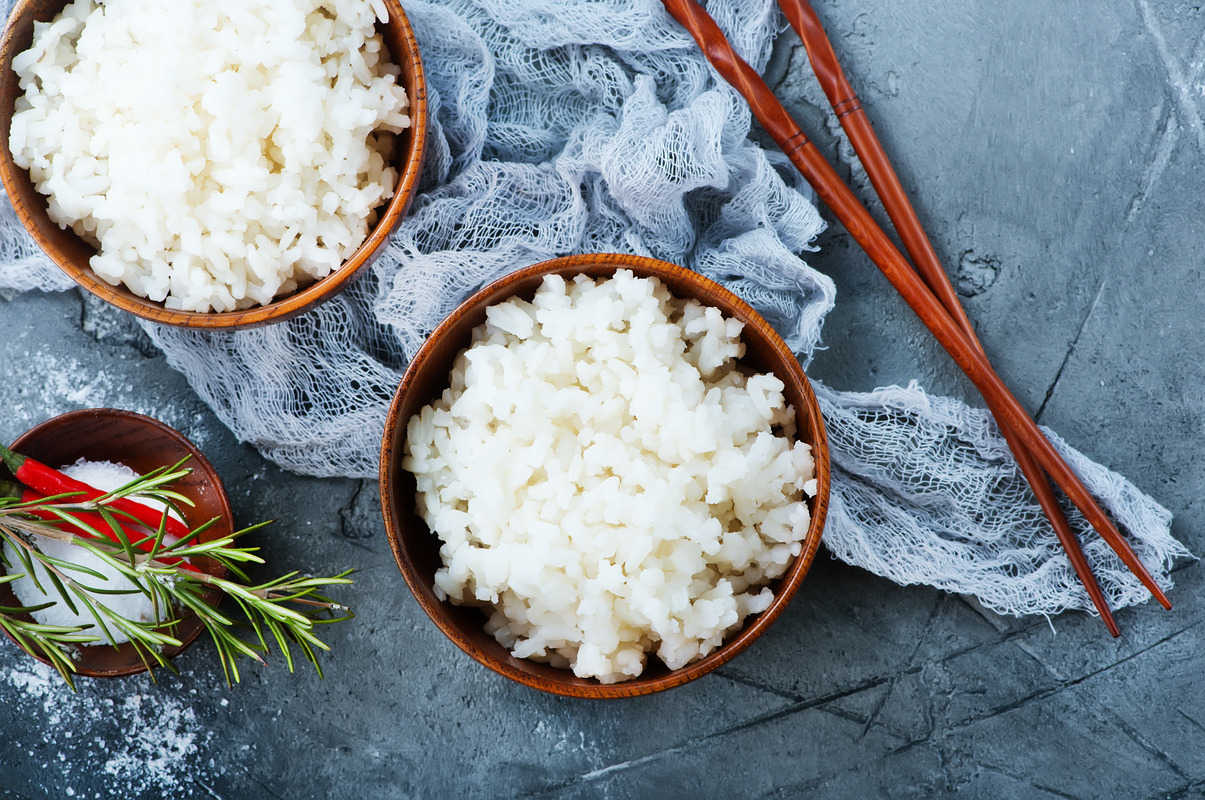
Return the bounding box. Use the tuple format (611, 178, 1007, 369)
(1146, 579, 1173, 610)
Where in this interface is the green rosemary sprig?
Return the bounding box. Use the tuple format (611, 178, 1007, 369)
(0, 468, 353, 688)
(0, 572, 97, 691)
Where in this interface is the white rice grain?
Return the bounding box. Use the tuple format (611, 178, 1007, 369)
(403, 272, 817, 683)
(9, 0, 410, 312)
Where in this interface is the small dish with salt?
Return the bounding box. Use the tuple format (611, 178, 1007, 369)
(0, 408, 233, 680)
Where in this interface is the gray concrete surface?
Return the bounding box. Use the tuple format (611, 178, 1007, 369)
(2, 2, 1204, 797)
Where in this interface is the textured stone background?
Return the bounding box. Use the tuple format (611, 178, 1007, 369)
(1, 2, 1203, 797)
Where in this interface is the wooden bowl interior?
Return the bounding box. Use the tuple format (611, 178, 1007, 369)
(380, 253, 831, 698)
(0, 0, 427, 328)
(0, 409, 234, 678)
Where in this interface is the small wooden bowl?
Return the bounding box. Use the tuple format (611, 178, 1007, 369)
(0, 0, 427, 328)
(379, 253, 831, 698)
(0, 409, 233, 679)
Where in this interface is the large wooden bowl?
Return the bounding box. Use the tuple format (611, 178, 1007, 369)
(0, 0, 427, 328)
(0, 409, 233, 679)
(379, 253, 831, 698)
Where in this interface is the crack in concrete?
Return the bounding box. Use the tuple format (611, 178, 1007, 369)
(76, 290, 160, 359)
(1099, 704, 1190, 781)
(1127, 100, 1180, 224)
(817, 677, 931, 745)
(949, 617, 1205, 733)
(333, 479, 381, 554)
(190, 776, 227, 800)
(518, 677, 893, 797)
(1170, 558, 1199, 575)
(533, 604, 1162, 797)
(336, 479, 365, 541)
(1153, 777, 1205, 800)
(713, 668, 806, 702)
(918, 663, 938, 745)
(700, 678, 891, 737)
(755, 775, 831, 799)
(1034, 278, 1107, 423)
(237, 764, 290, 800)
(520, 600, 1201, 798)
(977, 763, 1086, 800)
(1127, 14, 1205, 223)
(858, 678, 893, 741)
(906, 593, 947, 669)
(75, 288, 86, 332)
(1175, 707, 1205, 738)
(819, 701, 873, 727)
(955, 594, 1012, 634)
(1136, 0, 1205, 151)
(1013, 635, 1072, 683)
(885, 733, 940, 760)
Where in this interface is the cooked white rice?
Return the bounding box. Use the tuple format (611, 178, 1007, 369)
(403, 271, 818, 683)
(8, 0, 410, 312)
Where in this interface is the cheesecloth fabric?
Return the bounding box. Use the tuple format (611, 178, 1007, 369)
(0, 0, 1188, 619)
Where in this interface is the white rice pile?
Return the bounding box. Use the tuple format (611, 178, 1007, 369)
(404, 271, 818, 683)
(3, 459, 184, 646)
(8, 0, 410, 312)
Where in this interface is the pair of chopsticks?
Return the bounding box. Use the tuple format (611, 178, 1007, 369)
(661, 0, 1171, 634)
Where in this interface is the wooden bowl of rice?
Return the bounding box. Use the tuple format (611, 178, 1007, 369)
(0, 408, 234, 680)
(0, 0, 427, 328)
(380, 253, 831, 698)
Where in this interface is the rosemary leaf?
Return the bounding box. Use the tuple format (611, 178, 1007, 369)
(0, 465, 353, 689)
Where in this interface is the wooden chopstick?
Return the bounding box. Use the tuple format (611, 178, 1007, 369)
(660, 0, 1171, 613)
(777, 0, 1120, 635)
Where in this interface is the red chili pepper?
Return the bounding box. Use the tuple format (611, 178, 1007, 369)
(0, 478, 199, 572)
(0, 444, 192, 542)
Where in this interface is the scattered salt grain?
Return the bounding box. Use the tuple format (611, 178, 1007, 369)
(1, 660, 215, 794)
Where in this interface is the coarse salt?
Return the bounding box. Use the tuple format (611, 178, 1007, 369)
(3, 459, 184, 646)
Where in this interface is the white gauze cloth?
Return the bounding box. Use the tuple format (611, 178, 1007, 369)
(0, 0, 1188, 619)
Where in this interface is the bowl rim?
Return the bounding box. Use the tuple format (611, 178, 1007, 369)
(379, 252, 831, 698)
(0, 0, 429, 329)
(0, 408, 234, 679)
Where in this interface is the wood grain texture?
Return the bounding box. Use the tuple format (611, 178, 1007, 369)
(778, 0, 1118, 636)
(0, 409, 234, 679)
(661, 0, 1170, 611)
(378, 253, 831, 698)
(0, 0, 428, 329)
